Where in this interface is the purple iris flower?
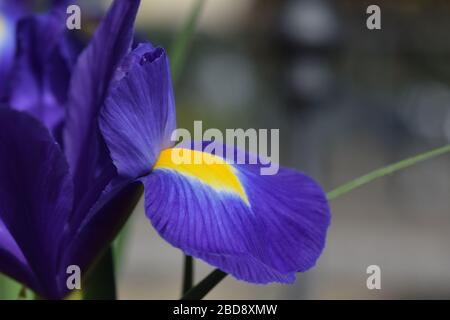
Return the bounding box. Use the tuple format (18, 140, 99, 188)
(1, 0, 142, 299)
(0, 0, 330, 299)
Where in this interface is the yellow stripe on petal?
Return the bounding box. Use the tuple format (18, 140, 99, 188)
(154, 148, 250, 205)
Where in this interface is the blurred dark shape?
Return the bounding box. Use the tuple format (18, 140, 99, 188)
(277, 0, 341, 107)
(280, 0, 340, 48)
(289, 56, 335, 104)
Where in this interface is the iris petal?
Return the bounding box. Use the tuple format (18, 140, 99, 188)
(0, 218, 39, 293)
(64, 0, 140, 203)
(0, 0, 30, 101)
(0, 109, 73, 298)
(100, 43, 176, 179)
(9, 9, 71, 139)
(142, 144, 330, 283)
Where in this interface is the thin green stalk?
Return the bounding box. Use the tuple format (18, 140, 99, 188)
(170, 0, 206, 84)
(84, 247, 116, 300)
(182, 269, 227, 300)
(181, 144, 450, 300)
(326, 144, 450, 200)
(182, 255, 194, 295)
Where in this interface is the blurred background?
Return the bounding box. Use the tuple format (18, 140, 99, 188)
(6, 0, 450, 299)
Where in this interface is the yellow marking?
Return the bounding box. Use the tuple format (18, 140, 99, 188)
(154, 148, 250, 205)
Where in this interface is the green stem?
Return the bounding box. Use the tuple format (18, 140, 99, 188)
(326, 144, 450, 201)
(181, 269, 227, 300)
(170, 0, 206, 84)
(182, 255, 194, 295)
(84, 247, 116, 300)
(182, 144, 450, 300)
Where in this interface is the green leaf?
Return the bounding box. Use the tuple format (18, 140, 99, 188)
(113, 218, 133, 272)
(169, 0, 206, 84)
(0, 274, 21, 300)
(83, 247, 117, 300)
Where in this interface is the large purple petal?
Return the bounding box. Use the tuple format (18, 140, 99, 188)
(64, 0, 140, 203)
(100, 43, 176, 179)
(141, 144, 330, 283)
(0, 109, 73, 298)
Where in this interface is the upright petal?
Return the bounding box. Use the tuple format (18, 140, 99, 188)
(0, 109, 73, 298)
(8, 8, 72, 139)
(64, 0, 140, 202)
(141, 144, 330, 283)
(100, 43, 176, 179)
(0, 0, 31, 101)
